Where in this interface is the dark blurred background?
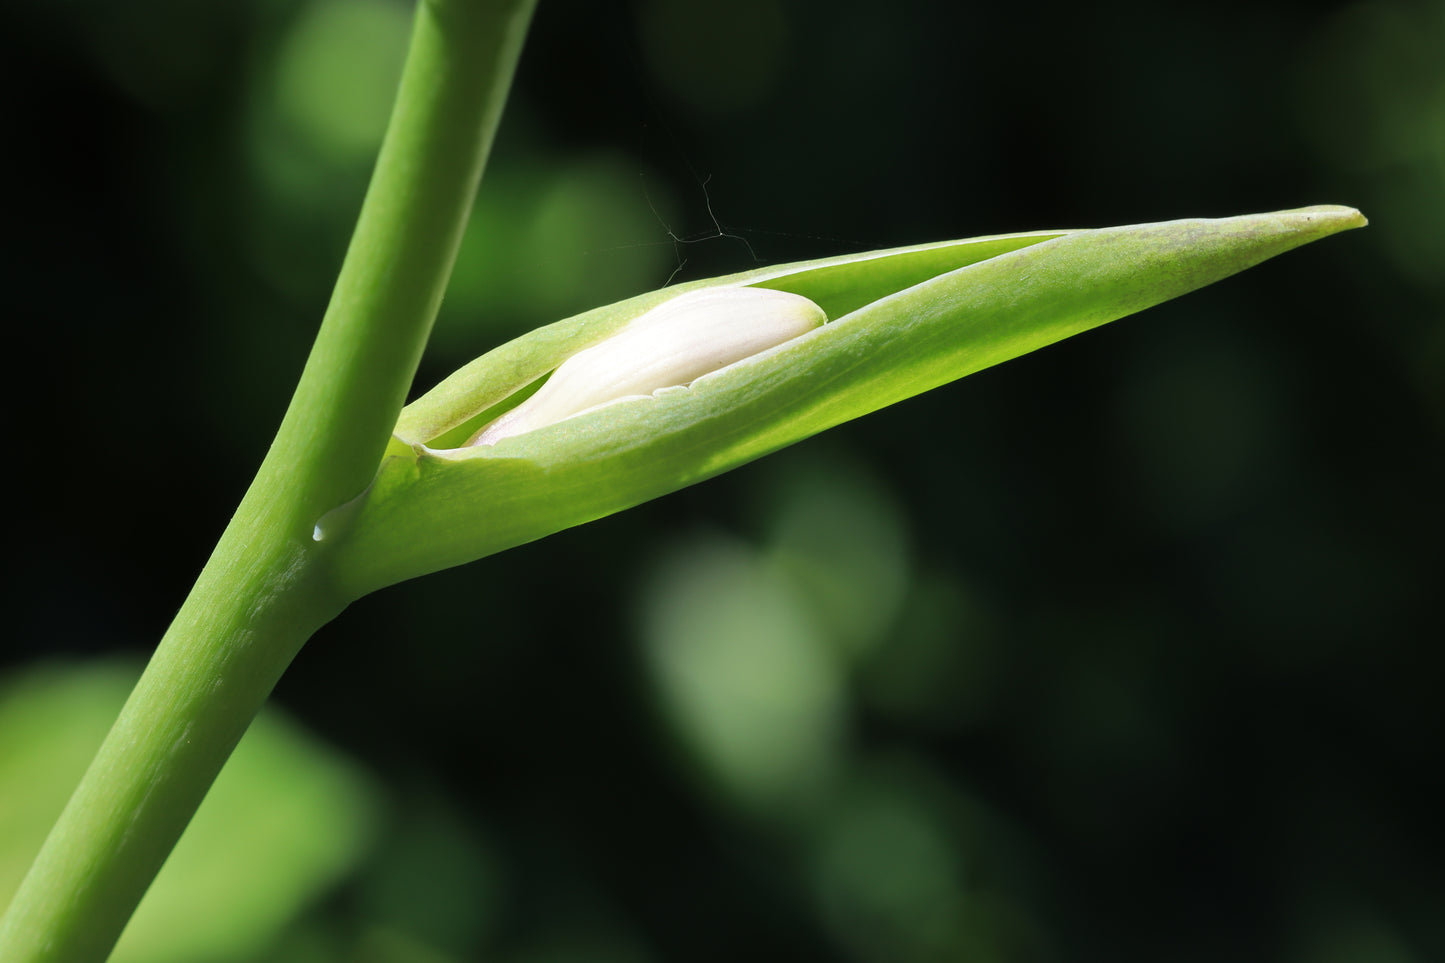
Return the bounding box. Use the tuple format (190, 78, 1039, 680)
(2, 0, 1441, 961)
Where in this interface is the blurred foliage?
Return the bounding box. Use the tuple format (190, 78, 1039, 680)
(0, 662, 378, 963)
(2, 0, 1440, 961)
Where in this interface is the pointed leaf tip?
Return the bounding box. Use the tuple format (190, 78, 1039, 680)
(1281, 204, 1367, 229)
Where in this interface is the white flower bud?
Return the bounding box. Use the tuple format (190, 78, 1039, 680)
(467, 287, 827, 446)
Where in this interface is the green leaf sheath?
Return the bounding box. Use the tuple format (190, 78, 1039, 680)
(388, 230, 1069, 447)
(0, 2, 537, 961)
(322, 206, 1365, 598)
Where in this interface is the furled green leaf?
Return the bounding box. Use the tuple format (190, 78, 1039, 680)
(319, 206, 1364, 597)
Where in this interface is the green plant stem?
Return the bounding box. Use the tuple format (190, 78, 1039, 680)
(0, 1, 538, 959)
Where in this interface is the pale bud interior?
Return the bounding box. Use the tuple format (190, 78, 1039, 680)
(465, 287, 827, 447)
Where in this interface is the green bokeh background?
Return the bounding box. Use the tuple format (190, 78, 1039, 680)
(2, 1, 1440, 961)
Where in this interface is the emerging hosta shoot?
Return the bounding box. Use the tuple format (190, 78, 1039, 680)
(314, 206, 1367, 599)
(0, 0, 1369, 956)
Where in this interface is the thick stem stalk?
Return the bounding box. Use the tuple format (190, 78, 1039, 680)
(0, 1, 538, 959)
